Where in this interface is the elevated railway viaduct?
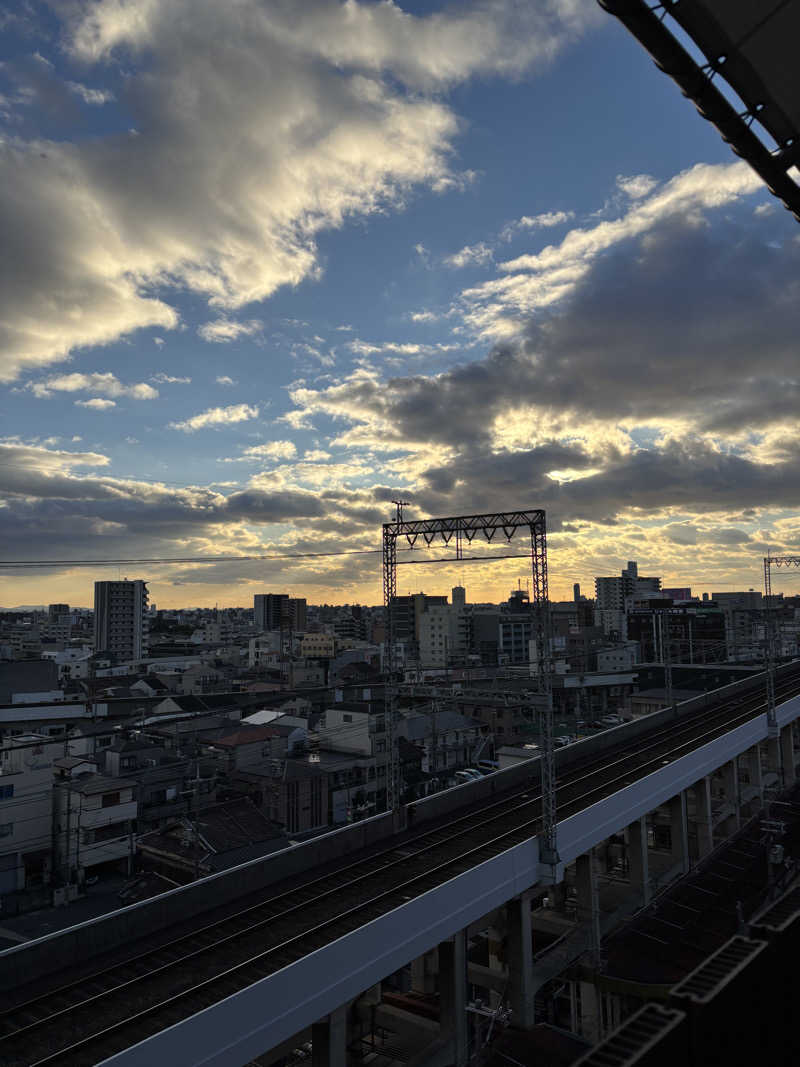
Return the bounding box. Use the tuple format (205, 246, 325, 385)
(0, 662, 798, 1066)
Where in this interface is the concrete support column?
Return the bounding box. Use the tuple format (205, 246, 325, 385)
(575, 851, 596, 925)
(721, 759, 741, 832)
(627, 816, 650, 905)
(781, 724, 796, 786)
(669, 790, 690, 873)
(312, 1004, 348, 1067)
(507, 891, 535, 1030)
(693, 776, 714, 859)
(579, 981, 601, 1044)
(411, 949, 437, 995)
(766, 734, 782, 780)
(744, 744, 764, 807)
(439, 930, 469, 1067)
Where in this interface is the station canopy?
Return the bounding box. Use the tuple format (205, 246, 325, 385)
(600, 0, 800, 220)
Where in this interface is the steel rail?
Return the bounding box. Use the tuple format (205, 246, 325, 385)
(3, 668, 798, 1064)
(27, 674, 800, 1067)
(1, 669, 786, 1038)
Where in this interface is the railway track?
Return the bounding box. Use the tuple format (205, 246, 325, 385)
(2, 667, 799, 1066)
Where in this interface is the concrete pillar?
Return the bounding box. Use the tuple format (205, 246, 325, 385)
(669, 790, 690, 873)
(693, 776, 714, 859)
(507, 891, 535, 1029)
(721, 759, 741, 832)
(575, 851, 596, 925)
(312, 1004, 347, 1067)
(744, 744, 764, 807)
(579, 981, 601, 1044)
(439, 930, 469, 1066)
(627, 816, 650, 905)
(781, 724, 796, 786)
(411, 949, 437, 995)
(766, 735, 782, 779)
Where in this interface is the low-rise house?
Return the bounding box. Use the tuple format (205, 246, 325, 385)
(53, 773, 137, 883)
(0, 735, 59, 904)
(138, 798, 282, 882)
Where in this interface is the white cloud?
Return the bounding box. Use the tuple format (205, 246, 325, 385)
(410, 310, 439, 323)
(335, 324, 353, 332)
(171, 403, 259, 432)
(29, 371, 158, 400)
(501, 210, 574, 240)
(242, 440, 297, 460)
(348, 339, 457, 357)
(461, 161, 763, 339)
(65, 81, 115, 105)
(152, 372, 191, 384)
(616, 173, 658, 200)
(4, 0, 593, 380)
(304, 448, 331, 461)
(198, 319, 262, 344)
(444, 241, 494, 269)
(76, 397, 116, 410)
(216, 375, 237, 386)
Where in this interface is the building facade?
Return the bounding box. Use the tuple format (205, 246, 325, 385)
(93, 580, 149, 661)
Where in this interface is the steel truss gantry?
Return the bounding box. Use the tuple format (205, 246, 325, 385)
(382, 506, 558, 864)
(764, 555, 800, 739)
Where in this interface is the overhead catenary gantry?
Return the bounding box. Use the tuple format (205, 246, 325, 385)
(763, 554, 800, 741)
(382, 506, 558, 865)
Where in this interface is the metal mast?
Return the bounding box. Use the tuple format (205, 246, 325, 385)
(529, 517, 557, 866)
(383, 501, 408, 812)
(381, 507, 557, 862)
(763, 554, 800, 738)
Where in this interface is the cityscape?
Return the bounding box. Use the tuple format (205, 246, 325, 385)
(2, 1, 800, 1066)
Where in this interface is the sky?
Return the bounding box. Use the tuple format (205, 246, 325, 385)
(1, 0, 800, 610)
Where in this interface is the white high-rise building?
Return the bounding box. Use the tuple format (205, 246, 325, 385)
(93, 580, 149, 661)
(594, 561, 661, 637)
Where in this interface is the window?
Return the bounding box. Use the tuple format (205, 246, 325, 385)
(0, 785, 13, 800)
(0, 823, 12, 838)
(101, 791, 121, 808)
(343, 713, 352, 722)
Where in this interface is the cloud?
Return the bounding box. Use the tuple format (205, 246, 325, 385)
(461, 161, 763, 339)
(65, 81, 115, 105)
(444, 242, 494, 269)
(152, 372, 191, 384)
(198, 319, 262, 344)
(616, 173, 657, 200)
(348, 339, 457, 359)
(29, 371, 158, 400)
(410, 310, 439, 323)
(241, 440, 298, 460)
(75, 397, 116, 409)
(170, 403, 260, 432)
(0, 0, 596, 382)
(501, 209, 574, 240)
(215, 375, 237, 386)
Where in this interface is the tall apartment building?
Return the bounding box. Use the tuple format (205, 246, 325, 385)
(595, 561, 661, 638)
(93, 580, 149, 661)
(253, 594, 307, 632)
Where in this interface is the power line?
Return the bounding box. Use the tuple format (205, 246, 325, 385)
(0, 548, 388, 569)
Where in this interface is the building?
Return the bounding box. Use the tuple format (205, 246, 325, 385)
(93, 580, 149, 661)
(712, 591, 765, 661)
(253, 594, 307, 632)
(595, 561, 661, 637)
(627, 599, 727, 663)
(0, 735, 58, 903)
(53, 772, 137, 883)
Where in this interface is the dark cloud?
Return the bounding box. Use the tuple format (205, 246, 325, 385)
(294, 208, 800, 449)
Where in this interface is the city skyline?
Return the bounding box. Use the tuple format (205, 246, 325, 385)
(3, 1, 800, 609)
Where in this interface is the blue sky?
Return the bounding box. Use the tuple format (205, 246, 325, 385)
(1, 0, 799, 608)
